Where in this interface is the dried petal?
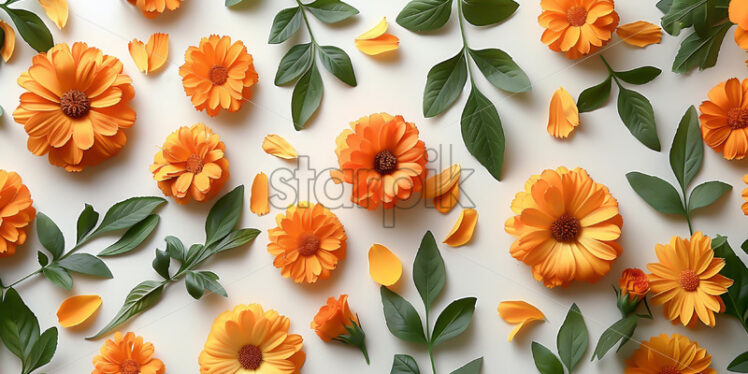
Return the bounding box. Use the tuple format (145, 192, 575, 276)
(497, 300, 546, 342)
(547, 87, 579, 139)
(262, 134, 298, 160)
(424, 164, 460, 199)
(434, 180, 459, 214)
(368, 243, 402, 286)
(443, 208, 478, 247)
(616, 21, 662, 48)
(355, 17, 399, 55)
(0, 21, 15, 62)
(57, 295, 102, 328)
(38, 0, 68, 29)
(251, 172, 269, 216)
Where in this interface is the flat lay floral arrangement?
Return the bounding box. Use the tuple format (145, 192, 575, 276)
(0, 0, 747, 373)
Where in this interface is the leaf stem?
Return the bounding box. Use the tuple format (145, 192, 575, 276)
(679, 184, 694, 235)
(456, 0, 475, 86)
(295, 0, 317, 45)
(3, 269, 42, 289)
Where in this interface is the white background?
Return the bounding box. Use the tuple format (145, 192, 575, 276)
(1, 0, 747, 373)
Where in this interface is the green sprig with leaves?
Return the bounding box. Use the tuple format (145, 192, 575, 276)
(89, 185, 260, 340)
(268, 0, 359, 130)
(0, 0, 54, 57)
(531, 304, 589, 374)
(0, 288, 57, 374)
(381, 231, 481, 374)
(397, 0, 531, 181)
(711, 236, 748, 372)
(591, 286, 653, 361)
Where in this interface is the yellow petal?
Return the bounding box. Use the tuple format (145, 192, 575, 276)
(38, 0, 68, 29)
(424, 164, 460, 199)
(368, 243, 402, 286)
(128, 38, 149, 73)
(145, 32, 169, 73)
(0, 21, 15, 62)
(616, 21, 662, 48)
(262, 134, 298, 160)
(355, 34, 400, 55)
(498, 301, 546, 342)
(357, 17, 389, 40)
(57, 295, 102, 328)
(547, 87, 579, 139)
(443, 208, 478, 247)
(250, 172, 270, 216)
(434, 180, 459, 214)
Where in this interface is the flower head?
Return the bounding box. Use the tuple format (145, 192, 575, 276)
(179, 35, 258, 117)
(699, 77, 748, 160)
(199, 304, 305, 374)
(127, 0, 183, 18)
(268, 202, 347, 283)
(92, 331, 165, 374)
(539, 0, 620, 59)
(332, 113, 427, 210)
(647, 232, 733, 327)
(730, 0, 748, 52)
(625, 334, 715, 374)
(150, 123, 229, 204)
(311, 295, 369, 363)
(13, 42, 136, 172)
(617, 267, 649, 315)
(0, 170, 35, 258)
(505, 167, 623, 288)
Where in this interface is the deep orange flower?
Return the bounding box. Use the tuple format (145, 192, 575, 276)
(312, 294, 359, 342)
(13, 42, 136, 172)
(0, 170, 35, 258)
(150, 123, 229, 204)
(505, 167, 623, 288)
(179, 35, 258, 117)
(331, 113, 427, 210)
(742, 174, 748, 215)
(92, 331, 165, 374)
(539, 0, 620, 59)
(268, 203, 347, 284)
(127, 0, 183, 18)
(625, 334, 715, 374)
(619, 268, 650, 300)
(699, 77, 748, 160)
(730, 0, 748, 51)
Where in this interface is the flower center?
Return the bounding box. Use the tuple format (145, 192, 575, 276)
(679, 269, 700, 292)
(60, 89, 91, 119)
(727, 107, 748, 129)
(238, 344, 263, 370)
(566, 6, 588, 26)
(120, 359, 140, 374)
(550, 213, 581, 243)
(373, 150, 398, 175)
(185, 154, 204, 173)
(659, 366, 681, 374)
(209, 65, 229, 86)
(298, 233, 320, 256)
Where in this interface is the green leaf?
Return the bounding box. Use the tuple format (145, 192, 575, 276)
(391, 354, 420, 374)
(92, 197, 166, 237)
(469, 48, 530, 93)
(165, 236, 185, 261)
(615, 66, 661, 85)
(292, 63, 323, 130)
(431, 297, 477, 347)
(58, 253, 113, 278)
(195, 271, 228, 297)
(461, 0, 517, 26)
(591, 315, 639, 361)
(317, 45, 357, 86)
(98, 215, 159, 256)
(205, 185, 244, 247)
(36, 213, 64, 259)
(380, 287, 427, 344)
(661, 0, 708, 35)
(688, 181, 731, 212)
(305, 0, 359, 23)
(275, 43, 314, 85)
(152, 249, 170, 280)
(0, 288, 40, 360)
(184, 271, 227, 299)
(672, 23, 730, 73)
(531, 342, 564, 374)
(626, 172, 685, 215)
(728, 351, 748, 372)
(76, 204, 99, 244)
(743, 239, 748, 255)
(268, 7, 302, 44)
(577, 77, 612, 113)
(42, 265, 73, 290)
(557, 303, 588, 372)
(1, 7, 53, 52)
(22, 327, 57, 374)
(185, 271, 206, 299)
(225, 0, 245, 7)
(37, 251, 48, 267)
(712, 236, 748, 333)
(617, 87, 661, 151)
(397, 0, 453, 32)
(423, 52, 468, 117)
(88, 280, 165, 340)
(413, 231, 446, 311)
(461, 87, 505, 181)
(657, 0, 673, 12)
(669, 106, 703, 191)
(450, 357, 483, 374)
(213, 228, 261, 253)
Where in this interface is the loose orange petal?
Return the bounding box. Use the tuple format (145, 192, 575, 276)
(355, 17, 399, 55)
(250, 172, 269, 216)
(443, 208, 478, 247)
(128, 39, 149, 73)
(424, 164, 460, 199)
(145, 33, 169, 73)
(262, 134, 298, 160)
(38, 0, 68, 29)
(368, 243, 402, 286)
(57, 295, 102, 328)
(547, 87, 579, 139)
(0, 21, 15, 62)
(434, 181, 459, 214)
(616, 21, 662, 48)
(357, 17, 389, 40)
(498, 300, 546, 342)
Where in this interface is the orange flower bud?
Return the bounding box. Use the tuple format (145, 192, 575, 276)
(619, 268, 650, 300)
(311, 295, 358, 342)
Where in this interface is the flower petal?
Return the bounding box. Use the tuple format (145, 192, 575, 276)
(497, 300, 546, 342)
(616, 21, 662, 48)
(250, 172, 269, 216)
(355, 34, 400, 56)
(443, 208, 478, 247)
(368, 243, 402, 286)
(423, 164, 460, 199)
(434, 180, 459, 214)
(129, 38, 149, 73)
(57, 294, 102, 328)
(146, 33, 169, 73)
(38, 0, 68, 30)
(547, 87, 579, 139)
(0, 21, 16, 62)
(262, 134, 298, 160)
(357, 17, 389, 40)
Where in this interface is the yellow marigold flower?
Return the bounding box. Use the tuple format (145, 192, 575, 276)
(625, 334, 715, 374)
(505, 167, 623, 288)
(539, 0, 620, 59)
(0, 170, 35, 258)
(647, 232, 733, 327)
(92, 331, 165, 374)
(127, 0, 183, 18)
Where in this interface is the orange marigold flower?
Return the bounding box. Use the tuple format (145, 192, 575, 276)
(311, 294, 369, 363)
(730, 0, 748, 50)
(92, 331, 165, 374)
(150, 123, 229, 204)
(742, 174, 748, 215)
(647, 232, 733, 327)
(127, 0, 183, 18)
(199, 304, 305, 374)
(179, 35, 258, 117)
(625, 334, 715, 374)
(699, 77, 748, 160)
(268, 202, 347, 284)
(332, 113, 427, 210)
(619, 267, 650, 300)
(505, 167, 623, 288)
(0, 170, 35, 258)
(13, 42, 136, 172)
(539, 0, 620, 59)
